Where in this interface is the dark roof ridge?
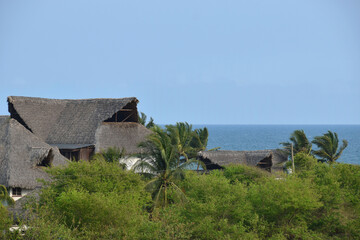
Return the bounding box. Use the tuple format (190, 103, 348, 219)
(8, 96, 138, 102)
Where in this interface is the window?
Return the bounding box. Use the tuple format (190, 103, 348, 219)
(60, 149, 80, 161)
(12, 187, 22, 196)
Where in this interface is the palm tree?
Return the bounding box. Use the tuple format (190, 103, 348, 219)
(166, 122, 194, 164)
(190, 127, 220, 170)
(281, 130, 312, 158)
(133, 126, 203, 208)
(146, 117, 155, 129)
(138, 112, 147, 126)
(190, 127, 209, 153)
(138, 112, 155, 129)
(0, 185, 14, 206)
(189, 126, 220, 152)
(312, 131, 348, 163)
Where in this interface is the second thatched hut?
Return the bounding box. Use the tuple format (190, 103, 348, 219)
(198, 149, 287, 172)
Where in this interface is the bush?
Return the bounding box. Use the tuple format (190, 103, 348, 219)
(334, 163, 360, 205)
(294, 152, 318, 172)
(248, 176, 323, 237)
(285, 152, 318, 175)
(29, 160, 159, 239)
(0, 205, 12, 236)
(307, 163, 360, 238)
(14, 159, 360, 239)
(223, 164, 270, 185)
(162, 171, 259, 240)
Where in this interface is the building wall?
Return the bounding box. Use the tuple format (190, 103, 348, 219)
(94, 122, 151, 154)
(79, 147, 94, 161)
(9, 188, 32, 201)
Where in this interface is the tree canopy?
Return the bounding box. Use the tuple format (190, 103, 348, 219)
(3, 160, 359, 239)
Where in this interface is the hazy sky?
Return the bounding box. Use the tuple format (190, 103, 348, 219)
(1, 0, 359, 124)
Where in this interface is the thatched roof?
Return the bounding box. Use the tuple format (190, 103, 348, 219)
(8, 96, 139, 145)
(0, 119, 68, 189)
(0, 115, 9, 125)
(198, 149, 287, 171)
(49, 143, 94, 150)
(95, 122, 152, 154)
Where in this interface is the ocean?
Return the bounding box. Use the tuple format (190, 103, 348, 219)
(193, 125, 360, 165)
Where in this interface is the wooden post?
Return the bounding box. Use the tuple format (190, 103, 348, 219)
(291, 143, 295, 174)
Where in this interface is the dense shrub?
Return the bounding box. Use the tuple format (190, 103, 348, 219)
(294, 152, 318, 172)
(248, 176, 323, 237)
(334, 163, 360, 205)
(23, 160, 159, 239)
(178, 171, 256, 239)
(307, 163, 360, 238)
(0, 205, 12, 235)
(7, 160, 359, 239)
(223, 164, 270, 185)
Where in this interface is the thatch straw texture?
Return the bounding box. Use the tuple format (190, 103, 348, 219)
(0, 119, 68, 189)
(95, 122, 152, 154)
(8, 96, 139, 145)
(0, 115, 9, 125)
(198, 149, 287, 171)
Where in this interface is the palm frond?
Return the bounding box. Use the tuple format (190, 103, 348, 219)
(170, 182, 187, 204)
(312, 130, 348, 163)
(0, 185, 14, 206)
(281, 130, 312, 158)
(139, 112, 147, 125)
(334, 139, 348, 161)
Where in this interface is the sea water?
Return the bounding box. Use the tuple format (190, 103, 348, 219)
(193, 125, 360, 165)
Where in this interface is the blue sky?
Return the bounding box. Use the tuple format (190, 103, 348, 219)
(1, 0, 359, 124)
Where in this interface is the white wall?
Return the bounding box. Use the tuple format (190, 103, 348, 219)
(9, 188, 32, 201)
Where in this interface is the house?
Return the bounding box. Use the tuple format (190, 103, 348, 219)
(6, 188, 40, 220)
(0, 117, 68, 200)
(7, 96, 152, 161)
(197, 149, 288, 172)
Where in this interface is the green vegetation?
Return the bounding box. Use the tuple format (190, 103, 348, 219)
(285, 152, 318, 173)
(166, 122, 195, 162)
(0, 184, 14, 206)
(134, 125, 205, 208)
(280, 129, 312, 157)
(2, 126, 358, 239)
(91, 147, 127, 168)
(134, 126, 187, 208)
(0, 185, 13, 237)
(1, 159, 358, 239)
(139, 112, 155, 129)
(191, 127, 209, 152)
(282, 129, 348, 164)
(312, 130, 349, 163)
